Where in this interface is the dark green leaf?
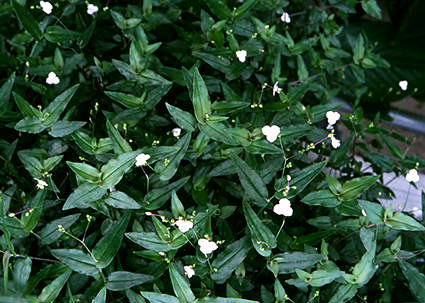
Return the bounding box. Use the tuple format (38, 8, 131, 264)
(11, 0, 42, 40)
(231, 154, 268, 207)
(169, 263, 196, 303)
(106, 271, 153, 291)
(50, 249, 98, 276)
(63, 183, 107, 210)
(38, 270, 72, 303)
(92, 212, 131, 268)
(105, 191, 141, 209)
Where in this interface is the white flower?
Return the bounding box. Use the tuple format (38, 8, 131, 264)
(184, 265, 195, 278)
(273, 198, 293, 216)
(135, 153, 151, 167)
(34, 178, 48, 190)
(172, 128, 182, 137)
(87, 4, 99, 15)
(406, 169, 419, 183)
(331, 135, 340, 149)
(399, 80, 408, 91)
(46, 72, 60, 85)
(361, 209, 367, 216)
(261, 125, 280, 143)
(326, 111, 340, 126)
(272, 81, 281, 96)
(174, 219, 193, 233)
(40, 1, 53, 14)
(198, 238, 218, 255)
(412, 207, 422, 219)
(281, 12, 291, 23)
(236, 50, 247, 63)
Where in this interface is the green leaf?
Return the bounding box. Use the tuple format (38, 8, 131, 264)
(106, 271, 153, 291)
(301, 190, 341, 207)
(104, 91, 145, 109)
(62, 183, 107, 210)
(39, 214, 81, 245)
(385, 212, 425, 231)
(125, 232, 170, 252)
(156, 133, 191, 181)
(326, 175, 343, 195)
(100, 151, 138, 189)
(231, 154, 268, 207)
(358, 200, 384, 224)
(92, 212, 131, 269)
(205, 0, 232, 20)
(22, 190, 46, 232)
(105, 191, 141, 209)
(92, 288, 107, 303)
(106, 119, 132, 154)
(152, 216, 171, 242)
(353, 34, 365, 64)
(380, 133, 403, 159)
(286, 161, 326, 199)
(242, 201, 276, 257)
(339, 175, 379, 201)
(144, 176, 190, 210)
(307, 269, 343, 287)
(44, 25, 80, 43)
(79, 21, 96, 49)
(271, 252, 324, 274)
(171, 191, 186, 217)
(399, 260, 425, 303)
(351, 240, 376, 286)
(13, 92, 40, 118)
(42, 84, 80, 127)
(67, 161, 101, 183)
(11, 0, 42, 40)
(198, 122, 238, 146)
(142, 292, 179, 303)
(192, 67, 211, 124)
(38, 270, 72, 303)
(48, 121, 86, 137)
(0, 72, 15, 107)
(165, 103, 196, 132)
(13, 258, 31, 292)
(245, 140, 282, 155)
(211, 237, 251, 282)
(361, 0, 382, 19)
(169, 263, 196, 303)
(15, 117, 44, 134)
(329, 284, 358, 303)
(126, 289, 146, 303)
(50, 249, 98, 276)
(233, 0, 258, 19)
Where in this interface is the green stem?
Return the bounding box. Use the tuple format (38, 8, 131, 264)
(275, 218, 286, 240)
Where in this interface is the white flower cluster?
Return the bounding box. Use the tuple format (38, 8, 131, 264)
(262, 125, 280, 143)
(198, 238, 218, 255)
(34, 178, 48, 190)
(174, 219, 193, 233)
(135, 153, 150, 167)
(405, 169, 419, 183)
(184, 265, 195, 278)
(273, 198, 293, 216)
(46, 72, 60, 85)
(236, 50, 247, 63)
(40, 1, 52, 14)
(87, 4, 99, 15)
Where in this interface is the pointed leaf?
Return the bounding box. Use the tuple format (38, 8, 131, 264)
(92, 212, 131, 268)
(38, 270, 72, 303)
(242, 201, 276, 257)
(11, 0, 42, 40)
(105, 191, 141, 209)
(165, 103, 196, 132)
(42, 84, 79, 127)
(231, 154, 268, 207)
(169, 263, 196, 303)
(63, 183, 107, 210)
(106, 271, 153, 291)
(192, 68, 211, 124)
(100, 151, 138, 189)
(106, 119, 132, 154)
(50, 249, 98, 276)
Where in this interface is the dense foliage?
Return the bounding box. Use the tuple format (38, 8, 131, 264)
(1, 0, 425, 302)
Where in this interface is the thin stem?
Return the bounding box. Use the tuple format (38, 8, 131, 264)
(141, 167, 150, 193)
(275, 218, 286, 240)
(402, 184, 412, 212)
(62, 231, 97, 263)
